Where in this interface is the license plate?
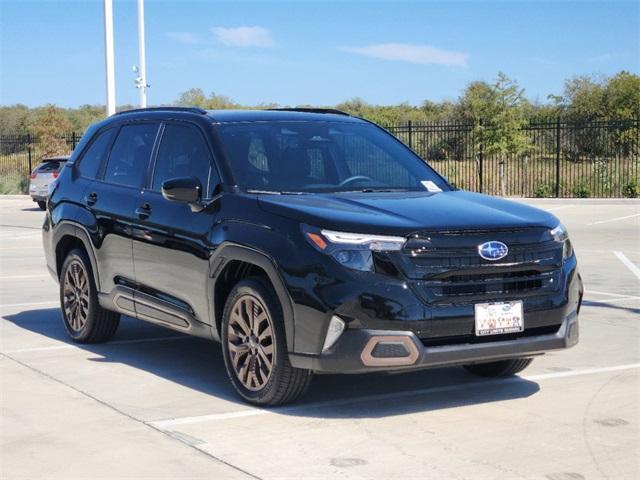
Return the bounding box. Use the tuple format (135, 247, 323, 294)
(474, 301, 523, 336)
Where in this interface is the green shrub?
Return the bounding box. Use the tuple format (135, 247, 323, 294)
(0, 173, 28, 194)
(622, 179, 639, 198)
(533, 184, 553, 198)
(572, 184, 591, 198)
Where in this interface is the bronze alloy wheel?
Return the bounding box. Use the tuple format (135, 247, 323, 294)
(227, 294, 275, 391)
(62, 260, 90, 332)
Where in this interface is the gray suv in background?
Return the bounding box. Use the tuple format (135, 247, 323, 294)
(29, 156, 69, 209)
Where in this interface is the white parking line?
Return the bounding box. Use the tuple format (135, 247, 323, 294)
(0, 300, 58, 309)
(0, 274, 50, 280)
(2, 335, 191, 354)
(0, 246, 43, 251)
(613, 251, 640, 280)
(585, 289, 638, 298)
(587, 213, 640, 226)
(0, 233, 41, 240)
(148, 363, 640, 429)
(544, 205, 576, 212)
(584, 297, 640, 306)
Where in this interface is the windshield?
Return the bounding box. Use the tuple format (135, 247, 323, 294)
(217, 121, 449, 193)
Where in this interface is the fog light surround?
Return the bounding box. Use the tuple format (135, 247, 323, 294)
(322, 316, 346, 352)
(361, 335, 420, 367)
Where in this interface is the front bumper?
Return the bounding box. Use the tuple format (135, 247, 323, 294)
(290, 308, 579, 374)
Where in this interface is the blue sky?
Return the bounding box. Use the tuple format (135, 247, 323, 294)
(1, 0, 638, 108)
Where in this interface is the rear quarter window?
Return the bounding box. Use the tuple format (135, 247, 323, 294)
(77, 128, 116, 179)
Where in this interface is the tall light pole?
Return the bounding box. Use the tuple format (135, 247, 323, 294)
(103, 0, 116, 115)
(135, 0, 149, 107)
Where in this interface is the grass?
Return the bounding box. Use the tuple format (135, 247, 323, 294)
(432, 156, 639, 198)
(0, 172, 28, 194)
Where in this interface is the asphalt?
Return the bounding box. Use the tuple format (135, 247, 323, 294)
(1, 195, 639, 480)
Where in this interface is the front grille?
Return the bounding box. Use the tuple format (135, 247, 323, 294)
(439, 270, 551, 297)
(420, 324, 562, 347)
(394, 230, 563, 304)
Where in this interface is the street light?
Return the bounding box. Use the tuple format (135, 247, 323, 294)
(103, 0, 116, 115)
(135, 0, 149, 107)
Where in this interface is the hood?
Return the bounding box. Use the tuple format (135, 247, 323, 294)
(258, 190, 558, 235)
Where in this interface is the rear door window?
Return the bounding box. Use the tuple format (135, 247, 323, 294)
(103, 123, 159, 188)
(77, 128, 116, 179)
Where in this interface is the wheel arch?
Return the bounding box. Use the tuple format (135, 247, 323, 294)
(210, 243, 295, 351)
(53, 222, 101, 291)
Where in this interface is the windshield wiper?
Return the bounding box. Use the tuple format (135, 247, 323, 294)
(348, 187, 412, 193)
(246, 189, 307, 195)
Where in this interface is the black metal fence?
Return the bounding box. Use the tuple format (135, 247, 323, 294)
(1, 118, 638, 197)
(0, 133, 80, 181)
(386, 118, 639, 197)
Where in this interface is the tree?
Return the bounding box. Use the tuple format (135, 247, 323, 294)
(66, 105, 105, 133)
(552, 75, 606, 120)
(549, 71, 640, 120)
(29, 104, 72, 160)
(175, 88, 239, 109)
(0, 104, 31, 135)
(604, 71, 640, 120)
(604, 72, 640, 157)
(459, 73, 532, 195)
(550, 72, 640, 158)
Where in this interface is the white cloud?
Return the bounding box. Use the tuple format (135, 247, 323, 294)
(167, 32, 200, 45)
(339, 43, 468, 67)
(212, 26, 275, 48)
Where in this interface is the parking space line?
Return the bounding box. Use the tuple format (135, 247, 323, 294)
(584, 297, 640, 307)
(0, 246, 43, 251)
(0, 274, 51, 280)
(0, 224, 42, 230)
(587, 213, 640, 226)
(2, 335, 191, 354)
(0, 232, 41, 239)
(148, 363, 640, 429)
(544, 205, 576, 212)
(0, 300, 58, 309)
(585, 289, 638, 298)
(613, 251, 640, 280)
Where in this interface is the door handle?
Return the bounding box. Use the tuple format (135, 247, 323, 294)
(135, 203, 151, 219)
(85, 192, 98, 206)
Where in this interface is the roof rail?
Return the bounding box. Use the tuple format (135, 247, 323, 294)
(267, 107, 350, 116)
(114, 106, 207, 116)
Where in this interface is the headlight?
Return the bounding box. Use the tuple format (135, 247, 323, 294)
(303, 225, 405, 271)
(550, 223, 573, 259)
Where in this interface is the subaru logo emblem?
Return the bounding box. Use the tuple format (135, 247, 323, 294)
(478, 241, 508, 261)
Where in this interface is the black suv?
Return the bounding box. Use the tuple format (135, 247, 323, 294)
(43, 107, 583, 405)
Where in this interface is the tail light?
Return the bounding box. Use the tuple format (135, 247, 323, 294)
(52, 171, 60, 179)
(30, 171, 37, 179)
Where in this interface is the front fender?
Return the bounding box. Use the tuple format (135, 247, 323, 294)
(208, 242, 296, 351)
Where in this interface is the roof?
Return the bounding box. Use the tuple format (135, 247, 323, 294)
(42, 155, 70, 161)
(111, 107, 365, 124)
(206, 109, 364, 124)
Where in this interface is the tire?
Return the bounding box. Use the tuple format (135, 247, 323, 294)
(463, 358, 533, 377)
(37, 201, 46, 210)
(59, 248, 120, 343)
(221, 277, 313, 406)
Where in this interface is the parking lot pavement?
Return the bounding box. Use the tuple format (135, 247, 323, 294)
(1, 195, 639, 480)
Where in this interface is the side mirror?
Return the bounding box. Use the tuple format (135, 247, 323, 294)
(161, 177, 202, 204)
